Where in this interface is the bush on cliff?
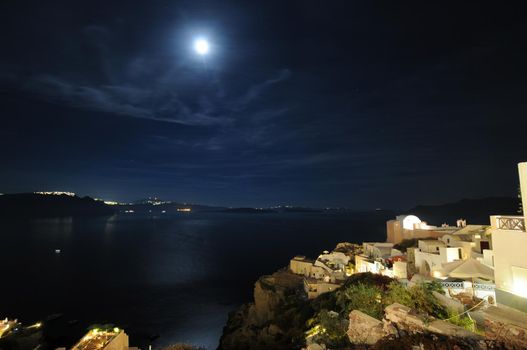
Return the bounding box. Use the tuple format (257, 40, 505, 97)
(444, 309, 477, 332)
(312, 272, 393, 312)
(384, 281, 448, 319)
(307, 273, 474, 346)
(337, 283, 383, 319)
(306, 309, 349, 348)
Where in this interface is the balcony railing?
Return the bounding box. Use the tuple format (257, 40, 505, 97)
(496, 216, 525, 231)
(440, 281, 465, 289)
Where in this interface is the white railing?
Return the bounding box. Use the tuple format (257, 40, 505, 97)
(473, 283, 495, 291)
(440, 281, 465, 289)
(495, 216, 525, 231)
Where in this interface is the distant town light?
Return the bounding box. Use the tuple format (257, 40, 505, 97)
(35, 191, 75, 197)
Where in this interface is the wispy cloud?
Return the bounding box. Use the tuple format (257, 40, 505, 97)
(10, 65, 291, 128)
(21, 74, 228, 126)
(1, 20, 291, 128)
(232, 69, 291, 111)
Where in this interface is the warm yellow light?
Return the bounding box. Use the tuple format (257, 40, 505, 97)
(512, 278, 527, 298)
(113, 327, 119, 333)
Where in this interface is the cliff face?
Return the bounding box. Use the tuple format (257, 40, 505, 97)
(219, 243, 520, 350)
(219, 269, 306, 350)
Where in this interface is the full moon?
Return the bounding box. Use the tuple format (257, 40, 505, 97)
(194, 38, 210, 55)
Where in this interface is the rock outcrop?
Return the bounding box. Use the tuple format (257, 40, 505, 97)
(482, 306, 527, 350)
(384, 303, 483, 340)
(219, 269, 305, 350)
(347, 310, 385, 345)
(346, 303, 508, 350)
(220, 245, 520, 350)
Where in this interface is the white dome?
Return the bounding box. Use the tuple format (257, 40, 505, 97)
(401, 215, 421, 230)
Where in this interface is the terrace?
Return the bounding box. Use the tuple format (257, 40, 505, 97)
(71, 328, 121, 350)
(490, 215, 525, 232)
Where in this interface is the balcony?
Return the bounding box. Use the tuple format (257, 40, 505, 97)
(490, 215, 526, 232)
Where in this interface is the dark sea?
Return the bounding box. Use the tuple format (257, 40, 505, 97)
(0, 211, 390, 349)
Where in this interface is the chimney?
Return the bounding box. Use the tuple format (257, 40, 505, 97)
(519, 162, 527, 223)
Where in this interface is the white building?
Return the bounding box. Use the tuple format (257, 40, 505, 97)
(303, 277, 342, 299)
(355, 242, 406, 278)
(313, 251, 350, 280)
(70, 328, 138, 350)
(290, 250, 352, 298)
(490, 162, 527, 312)
(386, 215, 458, 244)
(440, 224, 492, 262)
(412, 240, 462, 276)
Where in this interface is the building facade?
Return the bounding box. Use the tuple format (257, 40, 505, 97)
(386, 215, 456, 244)
(490, 162, 527, 312)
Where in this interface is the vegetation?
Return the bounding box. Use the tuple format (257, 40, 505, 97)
(383, 281, 448, 319)
(337, 283, 383, 319)
(444, 309, 476, 332)
(306, 273, 475, 346)
(225, 271, 480, 350)
(306, 309, 349, 348)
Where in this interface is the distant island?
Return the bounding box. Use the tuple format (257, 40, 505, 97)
(222, 207, 275, 214)
(0, 192, 520, 223)
(0, 193, 115, 218)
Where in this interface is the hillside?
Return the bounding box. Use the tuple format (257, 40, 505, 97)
(0, 193, 115, 218)
(406, 197, 520, 225)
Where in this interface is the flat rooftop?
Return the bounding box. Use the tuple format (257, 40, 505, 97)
(71, 329, 121, 350)
(292, 256, 314, 263)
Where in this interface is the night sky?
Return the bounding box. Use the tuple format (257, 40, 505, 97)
(1, 1, 526, 209)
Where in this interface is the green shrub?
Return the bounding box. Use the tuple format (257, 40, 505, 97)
(383, 281, 448, 319)
(306, 309, 348, 348)
(336, 283, 383, 319)
(444, 310, 476, 332)
(384, 281, 413, 308)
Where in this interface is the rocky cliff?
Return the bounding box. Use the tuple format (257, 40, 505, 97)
(219, 269, 307, 350)
(219, 245, 522, 350)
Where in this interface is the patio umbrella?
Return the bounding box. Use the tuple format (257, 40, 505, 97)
(446, 258, 494, 281)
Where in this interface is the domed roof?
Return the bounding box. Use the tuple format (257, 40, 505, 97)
(398, 215, 421, 230)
